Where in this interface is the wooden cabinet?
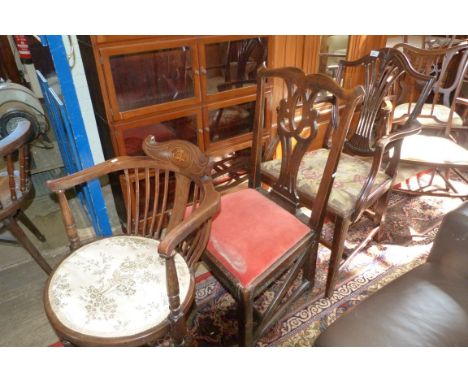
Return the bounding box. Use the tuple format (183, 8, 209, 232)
(80, 36, 272, 189)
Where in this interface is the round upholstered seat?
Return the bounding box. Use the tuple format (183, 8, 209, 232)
(46, 236, 191, 339)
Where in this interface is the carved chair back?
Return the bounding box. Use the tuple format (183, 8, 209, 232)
(331, 48, 435, 157)
(393, 43, 468, 135)
(394, 43, 468, 104)
(250, 66, 365, 231)
(0, 120, 33, 221)
(47, 139, 219, 271)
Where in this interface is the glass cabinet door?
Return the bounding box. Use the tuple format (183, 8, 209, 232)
(200, 36, 268, 101)
(203, 97, 257, 152)
(115, 111, 202, 156)
(100, 38, 201, 121)
(318, 35, 350, 80)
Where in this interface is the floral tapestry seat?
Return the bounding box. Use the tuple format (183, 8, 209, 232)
(46, 236, 191, 338)
(261, 148, 391, 218)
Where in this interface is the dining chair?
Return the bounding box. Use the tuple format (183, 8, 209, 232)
(258, 48, 434, 298)
(392, 43, 468, 198)
(203, 66, 364, 346)
(0, 120, 51, 274)
(43, 138, 220, 346)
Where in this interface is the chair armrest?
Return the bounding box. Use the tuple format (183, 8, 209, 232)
(376, 121, 421, 149)
(46, 156, 154, 192)
(158, 179, 220, 259)
(456, 97, 468, 106)
(0, 120, 32, 156)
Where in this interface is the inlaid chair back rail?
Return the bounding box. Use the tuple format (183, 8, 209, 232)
(46, 139, 220, 270)
(250, 66, 365, 228)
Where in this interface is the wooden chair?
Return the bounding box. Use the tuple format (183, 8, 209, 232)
(392, 43, 468, 198)
(258, 49, 434, 298)
(43, 138, 220, 346)
(203, 67, 364, 346)
(0, 120, 51, 274)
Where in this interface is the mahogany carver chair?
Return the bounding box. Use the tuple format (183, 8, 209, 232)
(43, 138, 220, 346)
(0, 120, 51, 274)
(258, 48, 434, 298)
(203, 67, 364, 346)
(392, 43, 468, 198)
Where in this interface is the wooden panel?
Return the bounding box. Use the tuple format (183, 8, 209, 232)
(344, 35, 387, 88)
(347, 35, 387, 61)
(302, 36, 321, 74)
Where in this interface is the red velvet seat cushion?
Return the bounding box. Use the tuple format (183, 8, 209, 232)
(207, 188, 311, 288)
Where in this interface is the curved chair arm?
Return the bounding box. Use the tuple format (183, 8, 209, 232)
(352, 120, 421, 221)
(158, 179, 220, 259)
(376, 121, 422, 150)
(46, 156, 156, 192)
(456, 97, 468, 106)
(0, 120, 32, 156)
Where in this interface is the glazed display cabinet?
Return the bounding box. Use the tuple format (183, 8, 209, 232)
(79, 36, 272, 194)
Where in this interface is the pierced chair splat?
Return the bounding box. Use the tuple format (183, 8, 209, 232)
(43, 138, 220, 346)
(203, 66, 364, 346)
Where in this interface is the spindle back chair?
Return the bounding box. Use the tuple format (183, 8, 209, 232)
(0, 120, 50, 274)
(44, 138, 220, 346)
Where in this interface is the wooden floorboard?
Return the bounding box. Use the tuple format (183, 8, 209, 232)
(0, 259, 58, 346)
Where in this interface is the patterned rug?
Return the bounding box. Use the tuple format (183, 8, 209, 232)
(188, 193, 462, 346)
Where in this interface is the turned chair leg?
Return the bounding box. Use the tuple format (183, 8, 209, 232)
(5, 217, 52, 274)
(303, 241, 319, 287)
(17, 210, 46, 242)
(373, 189, 392, 242)
(171, 319, 187, 346)
(238, 289, 254, 346)
(325, 217, 351, 298)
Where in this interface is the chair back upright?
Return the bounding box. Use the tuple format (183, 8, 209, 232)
(0, 120, 33, 220)
(331, 47, 435, 157)
(250, 66, 365, 233)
